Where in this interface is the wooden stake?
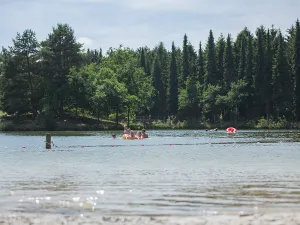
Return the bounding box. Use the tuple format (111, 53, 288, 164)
(46, 133, 51, 149)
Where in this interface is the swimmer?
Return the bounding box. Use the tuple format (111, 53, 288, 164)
(130, 130, 136, 138)
(141, 128, 148, 138)
(124, 125, 130, 134)
(136, 131, 142, 139)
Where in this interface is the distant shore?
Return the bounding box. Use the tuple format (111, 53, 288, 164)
(1, 212, 300, 225)
(0, 113, 299, 131)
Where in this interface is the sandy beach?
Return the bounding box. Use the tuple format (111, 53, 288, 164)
(1, 213, 300, 225)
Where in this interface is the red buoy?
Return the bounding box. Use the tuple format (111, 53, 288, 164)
(226, 127, 237, 134)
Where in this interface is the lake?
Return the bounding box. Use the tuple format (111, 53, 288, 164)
(0, 129, 300, 216)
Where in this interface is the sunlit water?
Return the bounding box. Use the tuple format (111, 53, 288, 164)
(0, 129, 300, 216)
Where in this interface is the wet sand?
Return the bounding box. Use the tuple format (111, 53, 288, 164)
(1, 213, 300, 225)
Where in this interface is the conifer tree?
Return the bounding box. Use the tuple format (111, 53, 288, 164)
(272, 32, 293, 119)
(169, 42, 179, 116)
(294, 19, 300, 120)
(223, 34, 234, 90)
(205, 30, 217, 85)
(198, 42, 205, 84)
(182, 34, 189, 87)
(216, 34, 225, 86)
(264, 30, 273, 118)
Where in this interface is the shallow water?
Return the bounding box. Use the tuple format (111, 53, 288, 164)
(0, 129, 300, 216)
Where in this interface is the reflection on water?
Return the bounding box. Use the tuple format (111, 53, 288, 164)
(0, 130, 300, 216)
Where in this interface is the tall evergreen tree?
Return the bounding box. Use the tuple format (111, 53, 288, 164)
(151, 55, 165, 117)
(244, 34, 254, 119)
(182, 34, 189, 87)
(295, 19, 300, 120)
(198, 42, 205, 84)
(140, 47, 148, 74)
(1, 30, 41, 116)
(169, 42, 179, 116)
(1, 49, 31, 116)
(223, 34, 234, 90)
(236, 38, 247, 118)
(253, 26, 266, 118)
(12, 29, 41, 116)
(205, 30, 217, 85)
(272, 32, 293, 119)
(234, 28, 251, 79)
(187, 43, 197, 78)
(216, 34, 225, 86)
(264, 30, 273, 118)
(40, 23, 83, 116)
(156, 42, 169, 115)
(238, 38, 246, 80)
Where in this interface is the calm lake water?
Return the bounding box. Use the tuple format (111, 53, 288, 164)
(0, 129, 300, 216)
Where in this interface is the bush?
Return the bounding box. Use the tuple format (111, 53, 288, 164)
(254, 117, 289, 129)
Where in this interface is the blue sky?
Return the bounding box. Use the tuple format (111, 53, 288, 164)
(1, 0, 299, 52)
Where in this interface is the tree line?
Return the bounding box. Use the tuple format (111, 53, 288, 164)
(0, 20, 299, 128)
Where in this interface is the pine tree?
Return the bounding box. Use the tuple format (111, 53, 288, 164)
(41, 23, 83, 116)
(223, 34, 234, 90)
(156, 42, 169, 115)
(205, 30, 217, 85)
(151, 55, 165, 117)
(245, 34, 254, 119)
(198, 42, 205, 84)
(1, 30, 41, 116)
(264, 30, 273, 118)
(238, 38, 246, 80)
(182, 34, 189, 87)
(254, 26, 266, 118)
(236, 38, 247, 119)
(216, 34, 225, 86)
(140, 47, 147, 74)
(295, 19, 300, 120)
(169, 42, 179, 116)
(187, 43, 197, 78)
(272, 32, 293, 119)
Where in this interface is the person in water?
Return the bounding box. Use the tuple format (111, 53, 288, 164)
(206, 128, 218, 132)
(129, 130, 136, 138)
(124, 125, 130, 134)
(141, 129, 148, 138)
(136, 131, 142, 139)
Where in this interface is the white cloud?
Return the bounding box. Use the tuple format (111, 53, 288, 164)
(77, 37, 95, 50)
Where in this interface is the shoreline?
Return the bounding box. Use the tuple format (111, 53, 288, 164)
(1, 120, 300, 132)
(1, 212, 300, 225)
(0, 114, 300, 131)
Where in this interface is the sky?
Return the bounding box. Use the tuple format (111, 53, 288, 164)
(1, 0, 299, 53)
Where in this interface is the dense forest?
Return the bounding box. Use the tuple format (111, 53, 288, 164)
(0, 19, 300, 130)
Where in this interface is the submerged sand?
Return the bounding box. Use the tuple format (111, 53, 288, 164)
(1, 213, 300, 225)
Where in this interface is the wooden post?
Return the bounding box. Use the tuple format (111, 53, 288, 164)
(46, 133, 51, 149)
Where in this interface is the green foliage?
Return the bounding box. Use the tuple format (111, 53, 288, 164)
(1, 20, 300, 131)
(254, 117, 289, 129)
(201, 84, 222, 121)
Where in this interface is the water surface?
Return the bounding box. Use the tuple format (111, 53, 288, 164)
(0, 129, 300, 216)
